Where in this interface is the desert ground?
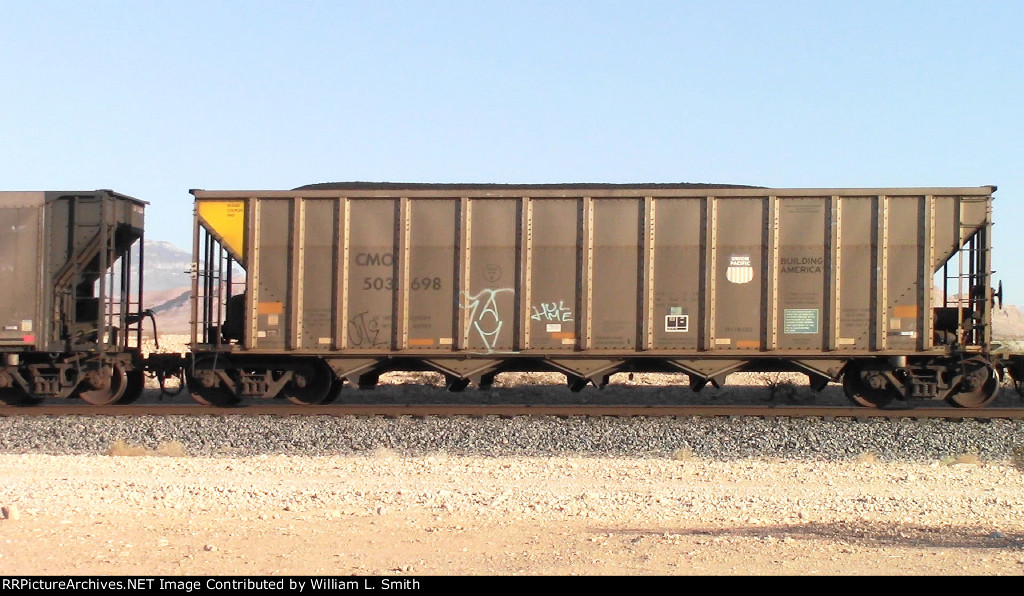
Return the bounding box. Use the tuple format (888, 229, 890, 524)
(1, 451, 1023, 576)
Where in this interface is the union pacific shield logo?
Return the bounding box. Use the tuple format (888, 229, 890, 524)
(726, 254, 754, 284)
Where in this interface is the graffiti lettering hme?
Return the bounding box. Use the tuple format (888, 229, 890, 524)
(460, 288, 514, 353)
(531, 300, 574, 322)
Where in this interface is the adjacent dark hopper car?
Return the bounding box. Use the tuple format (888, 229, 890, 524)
(187, 183, 1000, 408)
(0, 190, 149, 404)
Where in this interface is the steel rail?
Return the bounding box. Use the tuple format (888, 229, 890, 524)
(1, 404, 1023, 419)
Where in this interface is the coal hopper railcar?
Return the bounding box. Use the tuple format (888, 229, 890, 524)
(185, 183, 1000, 408)
(0, 190, 150, 405)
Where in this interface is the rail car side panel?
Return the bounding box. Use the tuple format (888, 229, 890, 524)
(651, 198, 702, 350)
(345, 199, 396, 350)
(591, 199, 642, 350)
(775, 197, 827, 351)
(712, 198, 764, 351)
(251, 199, 290, 350)
(194, 186, 995, 362)
(0, 195, 44, 348)
(300, 199, 336, 350)
(406, 199, 457, 350)
(837, 197, 873, 350)
(529, 200, 579, 352)
(465, 198, 518, 352)
(885, 197, 924, 352)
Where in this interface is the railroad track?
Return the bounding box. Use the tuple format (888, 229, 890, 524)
(3, 403, 1024, 419)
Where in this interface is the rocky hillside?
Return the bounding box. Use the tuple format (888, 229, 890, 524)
(142, 240, 191, 332)
(992, 305, 1024, 340)
(143, 240, 192, 292)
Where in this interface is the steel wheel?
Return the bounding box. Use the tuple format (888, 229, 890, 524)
(842, 363, 895, 408)
(117, 369, 146, 404)
(187, 358, 240, 406)
(281, 359, 334, 405)
(947, 358, 1000, 408)
(319, 379, 344, 404)
(77, 363, 128, 405)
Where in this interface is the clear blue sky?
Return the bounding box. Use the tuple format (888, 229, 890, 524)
(2, 1, 1022, 297)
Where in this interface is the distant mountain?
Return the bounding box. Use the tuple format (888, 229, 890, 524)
(993, 305, 1024, 340)
(142, 240, 192, 333)
(147, 287, 191, 334)
(144, 240, 192, 293)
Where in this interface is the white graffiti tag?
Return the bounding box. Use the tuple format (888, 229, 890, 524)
(460, 288, 514, 353)
(531, 300, 574, 322)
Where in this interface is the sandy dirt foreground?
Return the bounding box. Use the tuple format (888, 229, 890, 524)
(0, 452, 1023, 576)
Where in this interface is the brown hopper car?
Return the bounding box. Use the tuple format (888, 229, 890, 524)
(0, 190, 149, 404)
(186, 183, 1000, 408)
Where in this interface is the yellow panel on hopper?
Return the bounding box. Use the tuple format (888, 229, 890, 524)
(197, 200, 245, 259)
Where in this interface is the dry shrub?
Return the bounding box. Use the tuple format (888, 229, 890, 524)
(856, 451, 878, 464)
(107, 439, 186, 457)
(107, 439, 146, 456)
(940, 452, 983, 466)
(760, 372, 812, 404)
(155, 441, 186, 457)
(370, 447, 398, 459)
(672, 447, 694, 461)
